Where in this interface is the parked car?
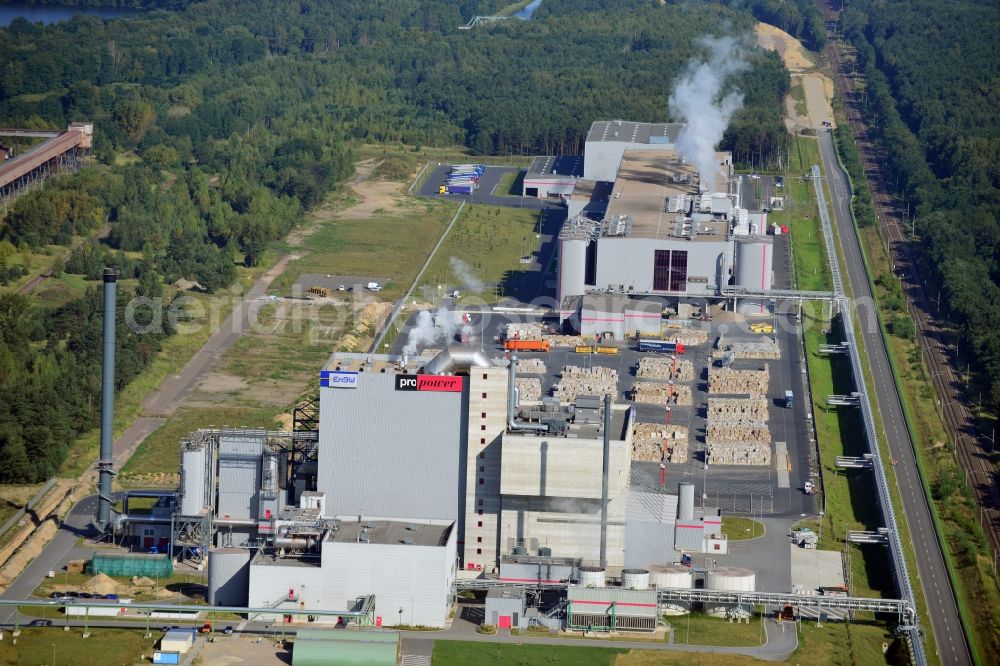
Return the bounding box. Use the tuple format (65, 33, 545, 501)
(519, 256, 532, 265)
(103, 593, 119, 600)
(78, 592, 93, 599)
(224, 626, 235, 636)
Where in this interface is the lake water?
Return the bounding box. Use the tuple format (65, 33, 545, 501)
(514, 0, 543, 20)
(0, 1, 140, 26)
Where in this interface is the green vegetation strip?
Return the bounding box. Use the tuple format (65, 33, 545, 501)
(0, 628, 156, 666)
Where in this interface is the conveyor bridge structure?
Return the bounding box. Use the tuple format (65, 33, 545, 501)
(453, 580, 915, 625)
(0, 123, 93, 206)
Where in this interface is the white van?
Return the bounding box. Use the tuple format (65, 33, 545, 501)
(367, 282, 382, 291)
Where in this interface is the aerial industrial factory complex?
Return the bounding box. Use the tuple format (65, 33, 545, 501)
(96, 121, 851, 637)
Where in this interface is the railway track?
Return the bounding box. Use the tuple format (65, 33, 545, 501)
(822, 3, 1000, 571)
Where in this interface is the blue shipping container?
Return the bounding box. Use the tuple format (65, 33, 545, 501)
(153, 652, 181, 665)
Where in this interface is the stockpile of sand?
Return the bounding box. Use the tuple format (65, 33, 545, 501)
(84, 573, 119, 596)
(132, 576, 156, 588)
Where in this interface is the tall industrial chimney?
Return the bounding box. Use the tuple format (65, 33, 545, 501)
(97, 268, 118, 532)
(599, 393, 611, 569)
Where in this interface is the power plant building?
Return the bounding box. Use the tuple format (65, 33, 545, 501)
(559, 120, 775, 327)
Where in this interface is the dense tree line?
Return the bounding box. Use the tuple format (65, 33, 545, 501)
(838, 0, 1000, 409)
(0, 287, 170, 482)
(1, 0, 789, 161)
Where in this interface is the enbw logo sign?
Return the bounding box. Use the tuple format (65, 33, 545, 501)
(320, 371, 358, 388)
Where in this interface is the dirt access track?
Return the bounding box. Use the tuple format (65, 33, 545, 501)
(755, 22, 835, 131)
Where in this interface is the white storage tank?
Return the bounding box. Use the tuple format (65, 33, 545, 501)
(704, 566, 756, 619)
(649, 564, 692, 615)
(622, 568, 650, 590)
(559, 237, 588, 302)
(180, 445, 207, 516)
(735, 238, 774, 314)
(578, 566, 606, 588)
(207, 547, 251, 606)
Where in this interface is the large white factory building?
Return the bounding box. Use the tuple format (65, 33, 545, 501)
(157, 343, 727, 627)
(559, 120, 775, 327)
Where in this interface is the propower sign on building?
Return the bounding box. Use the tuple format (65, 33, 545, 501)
(395, 374, 464, 392)
(319, 370, 359, 388)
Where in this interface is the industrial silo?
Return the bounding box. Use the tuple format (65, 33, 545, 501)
(179, 444, 207, 516)
(621, 568, 650, 590)
(703, 566, 756, 619)
(677, 482, 695, 521)
(648, 564, 692, 615)
(734, 238, 774, 314)
(559, 237, 588, 302)
(207, 547, 251, 606)
(578, 566, 606, 588)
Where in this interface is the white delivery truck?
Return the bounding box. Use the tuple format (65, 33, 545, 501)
(367, 282, 382, 291)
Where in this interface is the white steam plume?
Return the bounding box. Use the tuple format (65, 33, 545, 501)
(402, 307, 461, 354)
(669, 35, 749, 192)
(449, 257, 484, 293)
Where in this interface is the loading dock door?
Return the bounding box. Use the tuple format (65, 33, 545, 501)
(525, 187, 538, 197)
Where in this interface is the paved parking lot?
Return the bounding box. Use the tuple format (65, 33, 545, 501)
(417, 165, 564, 210)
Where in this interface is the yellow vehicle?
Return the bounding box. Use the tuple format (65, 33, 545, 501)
(749, 322, 774, 334)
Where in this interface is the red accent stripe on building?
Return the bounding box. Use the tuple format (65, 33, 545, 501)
(676, 524, 703, 529)
(499, 577, 564, 584)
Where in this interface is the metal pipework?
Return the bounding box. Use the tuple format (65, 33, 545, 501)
(599, 393, 611, 569)
(507, 355, 548, 433)
(97, 268, 118, 532)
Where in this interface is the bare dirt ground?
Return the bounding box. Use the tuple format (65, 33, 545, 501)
(196, 635, 289, 665)
(755, 22, 835, 131)
(322, 158, 420, 221)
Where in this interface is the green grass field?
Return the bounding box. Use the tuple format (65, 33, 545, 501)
(0, 628, 156, 666)
(119, 406, 281, 481)
(783, 136, 832, 292)
(431, 620, 896, 666)
(432, 642, 624, 666)
(58, 264, 267, 479)
(721, 516, 765, 540)
(268, 199, 458, 301)
(415, 204, 540, 302)
(669, 612, 762, 647)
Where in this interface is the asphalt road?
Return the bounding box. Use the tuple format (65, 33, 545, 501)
(817, 129, 971, 665)
(142, 254, 293, 417)
(0, 494, 105, 622)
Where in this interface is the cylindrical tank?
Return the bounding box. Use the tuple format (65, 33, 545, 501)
(704, 566, 756, 619)
(705, 566, 756, 592)
(649, 564, 693, 588)
(180, 446, 207, 516)
(559, 238, 588, 302)
(649, 564, 693, 615)
(677, 482, 695, 522)
(622, 568, 650, 590)
(512, 546, 528, 556)
(579, 566, 606, 588)
(538, 547, 553, 557)
(207, 547, 251, 606)
(735, 238, 774, 314)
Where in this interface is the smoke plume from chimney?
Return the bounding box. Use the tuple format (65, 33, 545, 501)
(669, 35, 748, 192)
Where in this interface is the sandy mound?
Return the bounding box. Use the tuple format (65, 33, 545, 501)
(755, 22, 814, 72)
(84, 572, 119, 596)
(132, 576, 156, 588)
